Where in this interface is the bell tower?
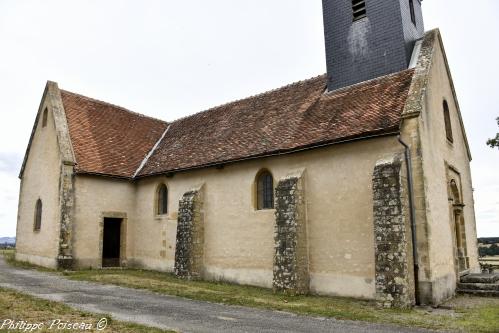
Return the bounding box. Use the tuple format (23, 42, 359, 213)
(322, 0, 424, 91)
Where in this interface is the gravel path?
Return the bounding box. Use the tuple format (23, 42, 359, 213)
(0, 257, 437, 333)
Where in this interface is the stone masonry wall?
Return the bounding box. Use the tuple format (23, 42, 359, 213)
(51, 82, 76, 270)
(273, 176, 309, 295)
(373, 157, 411, 308)
(57, 163, 75, 269)
(174, 187, 204, 279)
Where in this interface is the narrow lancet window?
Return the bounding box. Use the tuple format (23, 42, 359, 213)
(34, 199, 42, 231)
(42, 108, 48, 128)
(257, 171, 274, 210)
(443, 100, 454, 143)
(157, 184, 168, 215)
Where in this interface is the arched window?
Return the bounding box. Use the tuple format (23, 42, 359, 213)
(42, 108, 48, 128)
(257, 170, 274, 210)
(157, 184, 168, 215)
(443, 100, 453, 143)
(34, 199, 42, 231)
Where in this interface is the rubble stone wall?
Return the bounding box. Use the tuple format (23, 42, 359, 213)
(174, 187, 204, 279)
(373, 157, 411, 308)
(273, 175, 309, 295)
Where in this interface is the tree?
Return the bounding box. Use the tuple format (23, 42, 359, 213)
(487, 117, 499, 149)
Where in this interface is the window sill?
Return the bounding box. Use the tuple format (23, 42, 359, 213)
(254, 208, 276, 213)
(154, 215, 170, 221)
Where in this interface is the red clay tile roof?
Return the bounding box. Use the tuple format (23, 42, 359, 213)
(60, 69, 414, 179)
(137, 69, 415, 176)
(60, 91, 168, 178)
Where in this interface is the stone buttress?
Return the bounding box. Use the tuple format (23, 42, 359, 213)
(174, 185, 205, 279)
(273, 174, 309, 295)
(372, 156, 412, 308)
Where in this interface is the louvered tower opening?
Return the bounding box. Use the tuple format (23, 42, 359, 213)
(352, 0, 366, 21)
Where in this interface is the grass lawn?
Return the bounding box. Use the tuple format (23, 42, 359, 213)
(3, 250, 499, 332)
(64, 269, 499, 333)
(0, 288, 173, 333)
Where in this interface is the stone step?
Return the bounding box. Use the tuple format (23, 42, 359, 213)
(457, 282, 499, 291)
(460, 273, 499, 284)
(457, 289, 499, 297)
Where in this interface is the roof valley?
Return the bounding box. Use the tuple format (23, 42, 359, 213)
(133, 124, 171, 178)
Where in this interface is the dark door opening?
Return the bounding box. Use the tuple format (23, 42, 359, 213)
(102, 218, 122, 267)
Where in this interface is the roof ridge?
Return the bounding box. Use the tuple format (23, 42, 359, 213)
(169, 73, 327, 124)
(60, 89, 168, 124)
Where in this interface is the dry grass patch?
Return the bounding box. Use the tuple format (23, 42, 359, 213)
(0, 288, 174, 333)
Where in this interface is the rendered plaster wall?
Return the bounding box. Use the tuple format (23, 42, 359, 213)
(16, 104, 61, 268)
(71, 175, 136, 269)
(133, 136, 403, 299)
(403, 38, 479, 305)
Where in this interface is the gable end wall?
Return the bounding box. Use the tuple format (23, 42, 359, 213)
(401, 31, 479, 305)
(419, 39, 479, 301)
(16, 92, 63, 268)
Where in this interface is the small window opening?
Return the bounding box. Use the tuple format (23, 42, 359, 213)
(42, 108, 48, 128)
(352, 0, 367, 21)
(157, 184, 168, 215)
(409, 0, 416, 25)
(257, 171, 274, 210)
(443, 100, 454, 143)
(34, 199, 42, 231)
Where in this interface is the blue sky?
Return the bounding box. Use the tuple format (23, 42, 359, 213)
(0, 0, 497, 237)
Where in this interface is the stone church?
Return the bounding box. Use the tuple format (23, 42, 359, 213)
(16, 0, 479, 307)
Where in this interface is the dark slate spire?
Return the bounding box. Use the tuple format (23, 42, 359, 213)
(322, 0, 424, 91)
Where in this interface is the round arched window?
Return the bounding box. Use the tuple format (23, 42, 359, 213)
(256, 171, 274, 210)
(157, 184, 168, 215)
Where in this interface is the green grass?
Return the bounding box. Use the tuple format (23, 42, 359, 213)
(65, 269, 499, 333)
(3, 251, 499, 332)
(0, 287, 174, 332)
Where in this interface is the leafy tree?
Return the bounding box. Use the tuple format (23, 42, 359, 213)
(487, 117, 499, 149)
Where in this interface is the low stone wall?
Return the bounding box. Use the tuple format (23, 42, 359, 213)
(174, 186, 204, 279)
(372, 157, 411, 308)
(273, 175, 309, 295)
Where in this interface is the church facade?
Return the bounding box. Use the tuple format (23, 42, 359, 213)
(15, 0, 479, 307)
